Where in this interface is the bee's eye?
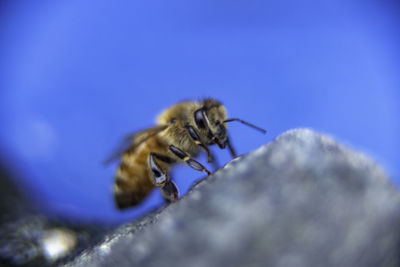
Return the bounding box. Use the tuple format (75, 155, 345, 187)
(194, 109, 206, 129)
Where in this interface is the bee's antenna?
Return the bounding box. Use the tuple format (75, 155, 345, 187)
(223, 118, 267, 134)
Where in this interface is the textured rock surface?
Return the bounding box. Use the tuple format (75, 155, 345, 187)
(0, 164, 106, 267)
(64, 128, 400, 267)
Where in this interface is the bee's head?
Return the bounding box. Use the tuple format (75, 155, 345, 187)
(194, 99, 228, 148)
(193, 98, 267, 150)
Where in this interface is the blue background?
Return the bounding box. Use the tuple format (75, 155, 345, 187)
(1, 1, 399, 224)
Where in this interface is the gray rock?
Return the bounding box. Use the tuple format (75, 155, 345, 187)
(63, 128, 400, 267)
(0, 164, 106, 267)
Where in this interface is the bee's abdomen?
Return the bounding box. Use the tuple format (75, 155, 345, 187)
(114, 149, 154, 209)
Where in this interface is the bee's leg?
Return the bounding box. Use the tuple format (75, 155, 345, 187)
(226, 136, 237, 158)
(149, 153, 180, 203)
(169, 145, 212, 175)
(199, 144, 214, 164)
(149, 152, 172, 186)
(200, 147, 219, 171)
(186, 125, 214, 163)
(161, 180, 179, 203)
(207, 150, 219, 171)
(150, 152, 175, 164)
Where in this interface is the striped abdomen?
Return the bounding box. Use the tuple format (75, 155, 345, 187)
(113, 142, 156, 209)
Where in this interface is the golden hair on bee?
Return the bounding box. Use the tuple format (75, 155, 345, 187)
(105, 98, 266, 209)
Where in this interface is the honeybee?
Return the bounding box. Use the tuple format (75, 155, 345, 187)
(105, 98, 266, 209)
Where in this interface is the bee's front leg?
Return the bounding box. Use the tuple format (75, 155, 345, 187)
(186, 125, 219, 171)
(225, 136, 237, 158)
(169, 145, 212, 175)
(186, 125, 215, 163)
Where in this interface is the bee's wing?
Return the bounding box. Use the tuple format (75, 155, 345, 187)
(103, 125, 169, 165)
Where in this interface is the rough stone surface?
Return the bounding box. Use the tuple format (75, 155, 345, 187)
(62, 128, 400, 267)
(0, 164, 106, 267)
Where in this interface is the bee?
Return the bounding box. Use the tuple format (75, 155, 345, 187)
(105, 98, 266, 209)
